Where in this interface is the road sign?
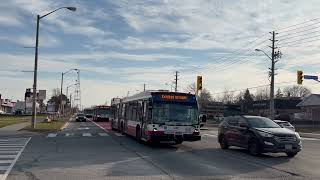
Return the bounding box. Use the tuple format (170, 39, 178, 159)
(304, 75, 318, 80)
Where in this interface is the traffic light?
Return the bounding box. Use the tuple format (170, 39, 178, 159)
(297, 70, 303, 85)
(197, 76, 203, 91)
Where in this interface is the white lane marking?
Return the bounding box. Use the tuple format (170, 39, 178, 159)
(202, 134, 218, 137)
(0, 160, 13, 164)
(2, 137, 31, 180)
(114, 133, 124, 137)
(302, 137, 320, 141)
(0, 144, 25, 146)
(98, 133, 109, 137)
(78, 127, 89, 130)
(82, 133, 92, 137)
(47, 133, 57, 138)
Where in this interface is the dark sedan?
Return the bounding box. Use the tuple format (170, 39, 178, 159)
(75, 114, 87, 122)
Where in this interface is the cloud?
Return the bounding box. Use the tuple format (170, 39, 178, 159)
(0, 34, 60, 47)
(0, 15, 23, 27)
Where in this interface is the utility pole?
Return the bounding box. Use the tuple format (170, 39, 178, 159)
(270, 31, 280, 120)
(174, 71, 179, 92)
(143, 83, 146, 91)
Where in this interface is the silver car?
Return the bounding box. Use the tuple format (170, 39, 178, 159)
(274, 120, 295, 131)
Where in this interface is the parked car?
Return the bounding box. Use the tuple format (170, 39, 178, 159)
(275, 114, 291, 122)
(0, 110, 4, 114)
(75, 113, 87, 122)
(218, 115, 301, 157)
(274, 120, 295, 131)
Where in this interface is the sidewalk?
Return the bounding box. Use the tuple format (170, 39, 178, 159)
(0, 122, 29, 132)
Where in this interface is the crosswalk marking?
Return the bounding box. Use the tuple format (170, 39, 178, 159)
(47, 133, 57, 138)
(0, 155, 16, 158)
(115, 133, 124, 137)
(0, 151, 20, 154)
(98, 133, 109, 136)
(0, 160, 14, 164)
(65, 133, 74, 137)
(0, 137, 31, 180)
(0, 166, 10, 171)
(82, 133, 92, 137)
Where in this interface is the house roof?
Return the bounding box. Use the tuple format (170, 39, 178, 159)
(297, 94, 320, 107)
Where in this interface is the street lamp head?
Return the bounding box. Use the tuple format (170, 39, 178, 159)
(66, 7, 77, 11)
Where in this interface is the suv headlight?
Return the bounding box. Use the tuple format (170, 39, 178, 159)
(295, 132, 301, 139)
(259, 131, 274, 138)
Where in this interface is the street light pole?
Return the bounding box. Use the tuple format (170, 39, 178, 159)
(31, 15, 40, 129)
(60, 72, 64, 116)
(31, 7, 76, 128)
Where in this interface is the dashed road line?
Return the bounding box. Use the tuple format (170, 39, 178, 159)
(82, 133, 92, 137)
(98, 133, 109, 136)
(114, 133, 124, 137)
(47, 133, 57, 138)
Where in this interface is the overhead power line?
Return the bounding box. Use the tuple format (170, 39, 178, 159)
(278, 24, 320, 39)
(211, 81, 296, 95)
(278, 29, 320, 42)
(276, 18, 320, 33)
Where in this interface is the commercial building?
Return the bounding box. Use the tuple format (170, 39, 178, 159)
(248, 97, 302, 118)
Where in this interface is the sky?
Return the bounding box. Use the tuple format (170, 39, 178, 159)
(0, 0, 320, 107)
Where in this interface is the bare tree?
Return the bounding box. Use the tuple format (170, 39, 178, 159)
(198, 88, 213, 110)
(283, 85, 311, 97)
(185, 83, 196, 94)
(221, 89, 235, 104)
(276, 88, 283, 98)
(254, 87, 269, 100)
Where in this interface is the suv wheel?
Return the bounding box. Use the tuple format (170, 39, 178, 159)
(248, 140, 261, 156)
(286, 152, 297, 157)
(219, 136, 229, 149)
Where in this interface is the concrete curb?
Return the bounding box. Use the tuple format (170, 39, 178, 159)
(59, 119, 71, 131)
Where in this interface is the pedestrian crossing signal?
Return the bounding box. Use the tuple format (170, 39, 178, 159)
(197, 76, 203, 91)
(297, 71, 303, 85)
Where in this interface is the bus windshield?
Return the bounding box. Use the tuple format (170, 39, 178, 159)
(98, 108, 110, 115)
(152, 103, 199, 124)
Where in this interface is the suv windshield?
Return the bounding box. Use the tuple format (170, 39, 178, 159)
(153, 103, 198, 124)
(247, 117, 280, 128)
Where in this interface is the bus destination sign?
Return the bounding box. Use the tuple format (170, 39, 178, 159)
(161, 95, 188, 100)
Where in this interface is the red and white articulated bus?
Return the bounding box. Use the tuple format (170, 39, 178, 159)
(93, 105, 111, 122)
(110, 90, 201, 144)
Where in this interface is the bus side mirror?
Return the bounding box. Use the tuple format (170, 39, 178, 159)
(201, 115, 207, 123)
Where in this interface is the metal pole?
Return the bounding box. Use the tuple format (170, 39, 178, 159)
(175, 71, 178, 92)
(31, 15, 40, 129)
(270, 31, 275, 120)
(60, 72, 64, 116)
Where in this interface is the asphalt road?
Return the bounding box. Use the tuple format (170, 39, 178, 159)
(4, 119, 320, 180)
